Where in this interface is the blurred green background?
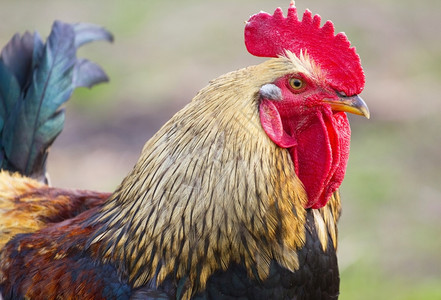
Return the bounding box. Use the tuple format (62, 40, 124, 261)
(1, 0, 440, 299)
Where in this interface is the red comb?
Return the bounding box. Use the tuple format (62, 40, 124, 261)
(245, 3, 365, 96)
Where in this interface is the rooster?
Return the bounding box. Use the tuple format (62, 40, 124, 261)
(0, 3, 369, 300)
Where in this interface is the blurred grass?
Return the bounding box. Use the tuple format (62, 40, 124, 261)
(340, 119, 441, 299)
(1, 0, 441, 299)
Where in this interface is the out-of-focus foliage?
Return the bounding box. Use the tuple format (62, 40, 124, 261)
(1, 0, 440, 299)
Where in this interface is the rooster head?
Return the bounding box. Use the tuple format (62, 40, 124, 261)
(245, 3, 369, 209)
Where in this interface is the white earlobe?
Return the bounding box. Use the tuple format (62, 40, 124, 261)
(259, 84, 282, 101)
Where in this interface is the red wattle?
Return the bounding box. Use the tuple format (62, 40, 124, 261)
(324, 112, 350, 206)
(259, 97, 351, 209)
(292, 110, 350, 208)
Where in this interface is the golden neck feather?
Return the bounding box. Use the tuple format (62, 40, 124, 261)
(89, 58, 311, 295)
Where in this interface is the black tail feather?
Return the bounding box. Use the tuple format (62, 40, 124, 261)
(0, 21, 112, 182)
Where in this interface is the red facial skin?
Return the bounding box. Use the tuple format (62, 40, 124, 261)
(259, 73, 350, 209)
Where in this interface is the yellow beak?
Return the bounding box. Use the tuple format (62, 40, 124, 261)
(324, 95, 370, 119)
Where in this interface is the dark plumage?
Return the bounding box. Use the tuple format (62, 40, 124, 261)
(0, 20, 112, 182)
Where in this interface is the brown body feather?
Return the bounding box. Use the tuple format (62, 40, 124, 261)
(0, 171, 110, 249)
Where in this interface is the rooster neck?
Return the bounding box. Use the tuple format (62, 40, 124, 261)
(88, 59, 311, 296)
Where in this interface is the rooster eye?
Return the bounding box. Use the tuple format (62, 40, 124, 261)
(289, 77, 305, 91)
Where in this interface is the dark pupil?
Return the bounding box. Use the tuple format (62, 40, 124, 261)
(293, 79, 301, 87)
